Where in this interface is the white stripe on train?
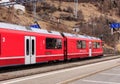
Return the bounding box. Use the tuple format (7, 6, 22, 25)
(0, 52, 102, 60)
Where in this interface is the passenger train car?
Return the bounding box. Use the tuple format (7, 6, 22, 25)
(0, 22, 103, 67)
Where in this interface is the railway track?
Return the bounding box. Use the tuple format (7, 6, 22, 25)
(0, 55, 120, 81)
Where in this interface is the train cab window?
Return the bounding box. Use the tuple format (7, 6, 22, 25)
(77, 40, 86, 49)
(46, 38, 62, 49)
(93, 42, 97, 48)
(102, 42, 104, 46)
(97, 42, 100, 48)
(26, 39, 29, 55)
(93, 42, 100, 48)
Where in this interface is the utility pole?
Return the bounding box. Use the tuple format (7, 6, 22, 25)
(33, 0, 37, 22)
(33, 0, 45, 22)
(74, 0, 78, 19)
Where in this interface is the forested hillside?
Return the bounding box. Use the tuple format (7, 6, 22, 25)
(0, 0, 120, 53)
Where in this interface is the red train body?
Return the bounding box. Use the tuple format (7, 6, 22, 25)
(0, 22, 103, 67)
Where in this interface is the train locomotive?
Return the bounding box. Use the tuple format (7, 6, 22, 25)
(0, 22, 103, 67)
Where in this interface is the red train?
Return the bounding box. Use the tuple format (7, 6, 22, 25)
(0, 22, 103, 67)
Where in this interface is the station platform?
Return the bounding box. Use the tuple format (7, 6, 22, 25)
(69, 65, 120, 84)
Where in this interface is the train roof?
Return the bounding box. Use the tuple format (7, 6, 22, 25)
(0, 22, 61, 36)
(0, 22, 101, 40)
(62, 32, 101, 40)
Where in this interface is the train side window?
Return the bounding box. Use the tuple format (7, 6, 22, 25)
(82, 41, 86, 48)
(93, 42, 100, 48)
(46, 38, 62, 49)
(56, 39, 62, 49)
(77, 40, 86, 49)
(77, 41, 82, 49)
(26, 39, 29, 55)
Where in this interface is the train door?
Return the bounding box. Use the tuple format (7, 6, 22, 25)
(25, 36, 36, 64)
(89, 41, 92, 57)
(0, 35, 2, 56)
